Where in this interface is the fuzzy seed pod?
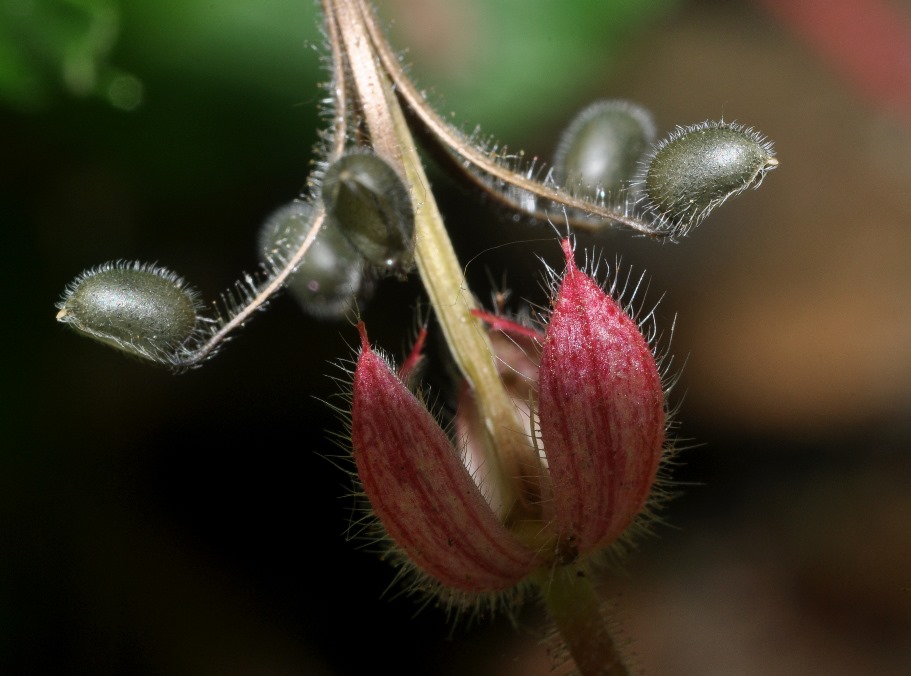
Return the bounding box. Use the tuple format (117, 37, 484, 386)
(259, 200, 369, 320)
(56, 261, 201, 364)
(640, 120, 777, 236)
(553, 99, 656, 199)
(321, 151, 415, 275)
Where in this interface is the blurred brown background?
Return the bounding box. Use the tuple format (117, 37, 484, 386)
(2, 0, 910, 673)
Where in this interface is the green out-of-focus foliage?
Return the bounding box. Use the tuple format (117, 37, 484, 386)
(0, 0, 124, 109)
(1, 0, 678, 118)
(378, 0, 680, 135)
(0, 0, 330, 110)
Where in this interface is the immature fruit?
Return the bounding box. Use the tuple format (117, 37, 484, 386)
(553, 99, 656, 199)
(259, 200, 368, 320)
(641, 121, 777, 235)
(321, 151, 414, 274)
(56, 261, 200, 364)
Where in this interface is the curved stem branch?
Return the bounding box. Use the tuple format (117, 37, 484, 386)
(357, 3, 662, 238)
(175, 207, 327, 369)
(173, 2, 355, 368)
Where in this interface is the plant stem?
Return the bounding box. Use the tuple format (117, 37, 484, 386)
(537, 567, 631, 676)
(328, 0, 545, 521)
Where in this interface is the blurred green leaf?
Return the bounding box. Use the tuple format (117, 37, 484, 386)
(0, 0, 122, 109)
(119, 0, 319, 102)
(380, 0, 680, 135)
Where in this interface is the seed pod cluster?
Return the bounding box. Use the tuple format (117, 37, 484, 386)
(321, 150, 415, 275)
(259, 199, 371, 320)
(637, 120, 778, 236)
(553, 99, 655, 200)
(56, 261, 202, 365)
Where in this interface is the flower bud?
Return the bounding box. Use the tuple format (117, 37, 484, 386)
(321, 151, 415, 275)
(553, 99, 656, 199)
(55, 261, 201, 365)
(348, 241, 670, 604)
(640, 120, 777, 235)
(538, 240, 665, 561)
(259, 199, 369, 320)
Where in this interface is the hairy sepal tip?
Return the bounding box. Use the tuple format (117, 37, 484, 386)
(356, 320, 370, 351)
(560, 238, 575, 268)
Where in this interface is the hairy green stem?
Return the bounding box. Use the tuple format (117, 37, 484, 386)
(537, 567, 631, 676)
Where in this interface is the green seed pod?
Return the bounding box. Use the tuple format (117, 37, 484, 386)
(640, 121, 778, 236)
(553, 99, 656, 199)
(56, 261, 201, 364)
(321, 151, 414, 275)
(259, 200, 370, 319)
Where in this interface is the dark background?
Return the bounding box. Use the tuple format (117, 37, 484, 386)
(3, 0, 910, 673)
